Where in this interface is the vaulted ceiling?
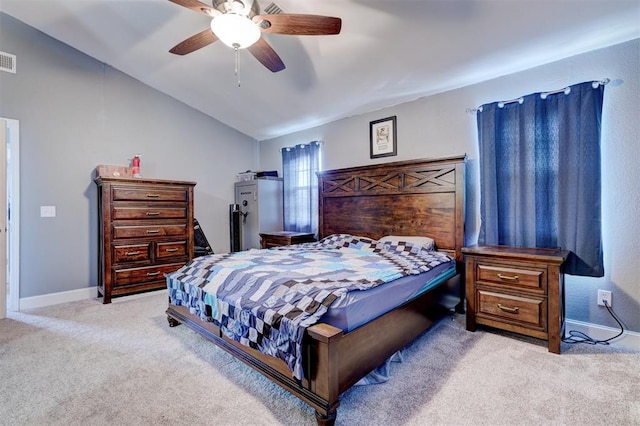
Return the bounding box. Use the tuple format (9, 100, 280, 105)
(2, 0, 639, 140)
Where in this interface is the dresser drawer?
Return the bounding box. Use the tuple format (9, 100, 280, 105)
(477, 290, 546, 329)
(113, 224, 187, 239)
(477, 264, 545, 292)
(112, 206, 187, 220)
(112, 187, 189, 202)
(156, 241, 187, 259)
(113, 244, 150, 263)
(113, 263, 185, 287)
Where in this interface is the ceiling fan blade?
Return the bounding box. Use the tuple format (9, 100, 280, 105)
(247, 38, 286, 73)
(253, 14, 342, 36)
(170, 29, 219, 55)
(168, 0, 217, 17)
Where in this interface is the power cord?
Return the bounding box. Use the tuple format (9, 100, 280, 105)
(562, 300, 625, 345)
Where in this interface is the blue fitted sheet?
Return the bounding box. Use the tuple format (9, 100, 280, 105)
(319, 259, 457, 332)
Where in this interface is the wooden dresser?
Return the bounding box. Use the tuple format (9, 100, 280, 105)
(463, 245, 569, 353)
(259, 231, 316, 248)
(95, 176, 196, 303)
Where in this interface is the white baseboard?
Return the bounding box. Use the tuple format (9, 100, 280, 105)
(565, 319, 640, 351)
(19, 286, 98, 310)
(18, 287, 165, 310)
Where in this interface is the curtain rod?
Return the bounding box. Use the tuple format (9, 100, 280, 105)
(465, 78, 610, 114)
(282, 140, 322, 151)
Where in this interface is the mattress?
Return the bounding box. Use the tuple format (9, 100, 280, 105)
(320, 259, 456, 332)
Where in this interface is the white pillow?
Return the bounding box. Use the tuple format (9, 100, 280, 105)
(378, 235, 435, 251)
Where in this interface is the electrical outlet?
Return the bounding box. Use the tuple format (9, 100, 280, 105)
(597, 290, 612, 307)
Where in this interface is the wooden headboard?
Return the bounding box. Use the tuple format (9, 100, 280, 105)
(317, 155, 466, 262)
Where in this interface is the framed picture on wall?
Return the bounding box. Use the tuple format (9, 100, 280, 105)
(370, 116, 397, 159)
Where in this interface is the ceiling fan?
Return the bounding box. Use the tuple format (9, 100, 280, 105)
(168, 0, 342, 73)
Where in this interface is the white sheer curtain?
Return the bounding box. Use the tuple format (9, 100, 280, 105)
(281, 142, 321, 235)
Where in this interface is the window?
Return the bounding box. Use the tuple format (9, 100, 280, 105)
(281, 142, 321, 234)
(477, 81, 605, 277)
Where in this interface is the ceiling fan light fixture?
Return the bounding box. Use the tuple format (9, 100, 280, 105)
(211, 13, 260, 49)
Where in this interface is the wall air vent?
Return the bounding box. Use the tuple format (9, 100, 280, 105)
(0, 52, 16, 74)
(263, 2, 283, 15)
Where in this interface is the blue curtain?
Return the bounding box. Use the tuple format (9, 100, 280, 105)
(477, 81, 604, 277)
(282, 142, 321, 235)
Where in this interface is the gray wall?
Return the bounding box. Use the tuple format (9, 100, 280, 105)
(0, 13, 258, 298)
(259, 39, 640, 333)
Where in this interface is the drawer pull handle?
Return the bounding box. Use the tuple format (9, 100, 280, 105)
(146, 212, 160, 216)
(165, 248, 179, 253)
(497, 303, 519, 313)
(125, 251, 140, 256)
(146, 194, 160, 198)
(146, 272, 161, 277)
(497, 273, 519, 282)
(146, 230, 160, 234)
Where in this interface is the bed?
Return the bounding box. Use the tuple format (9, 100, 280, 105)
(166, 155, 466, 425)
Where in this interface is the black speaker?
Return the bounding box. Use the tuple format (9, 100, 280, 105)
(229, 204, 242, 252)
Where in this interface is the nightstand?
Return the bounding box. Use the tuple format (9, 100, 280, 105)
(463, 245, 569, 353)
(259, 231, 316, 249)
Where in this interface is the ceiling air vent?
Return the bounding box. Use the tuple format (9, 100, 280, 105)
(263, 2, 283, 14)
(0, 52, 16, 74)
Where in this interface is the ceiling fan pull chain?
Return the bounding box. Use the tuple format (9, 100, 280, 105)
(234, 45, 241, 87)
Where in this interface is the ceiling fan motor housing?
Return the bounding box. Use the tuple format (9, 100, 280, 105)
(212, 0, 259, 18)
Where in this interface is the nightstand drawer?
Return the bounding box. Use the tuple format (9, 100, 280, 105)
(477, 264, 545, 292)
(477, 290, 545, 329)
(260, 231, 316, 248)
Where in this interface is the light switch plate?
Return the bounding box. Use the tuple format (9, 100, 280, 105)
(40, 206, 56, 217)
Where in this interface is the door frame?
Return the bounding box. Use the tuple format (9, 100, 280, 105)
(2, 118, 20, 312)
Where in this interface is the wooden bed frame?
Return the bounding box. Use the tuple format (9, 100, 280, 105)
(166, 155, 466, 425)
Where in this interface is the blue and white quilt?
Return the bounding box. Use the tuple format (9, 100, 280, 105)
(167, 234, 454, 380)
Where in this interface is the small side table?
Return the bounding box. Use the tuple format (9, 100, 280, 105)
(463, 245, 569, 353)
(260, 231, 316, 249)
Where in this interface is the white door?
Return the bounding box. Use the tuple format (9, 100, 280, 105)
(0, 119, 6, 319)
(3, 118, 20, 313)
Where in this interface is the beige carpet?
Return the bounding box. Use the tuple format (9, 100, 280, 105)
(1, 291, 639, 425)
